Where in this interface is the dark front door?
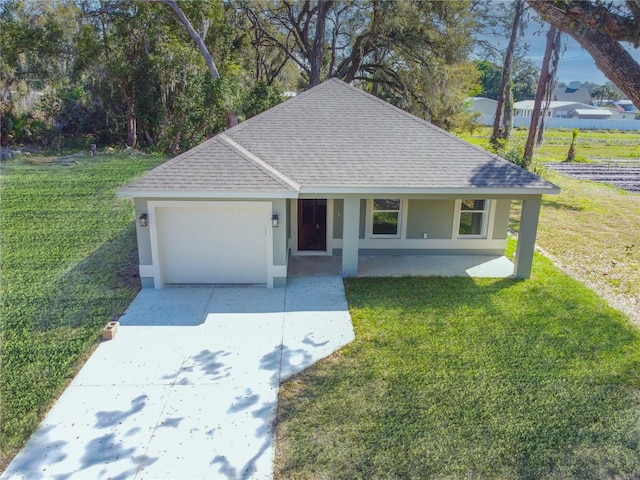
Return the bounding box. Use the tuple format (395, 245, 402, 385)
(298, 199, 327, 250)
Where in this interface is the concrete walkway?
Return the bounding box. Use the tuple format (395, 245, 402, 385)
(1, 277, 354, 480)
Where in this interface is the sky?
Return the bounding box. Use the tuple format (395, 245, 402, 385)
(521, 13, 640, 86)
(524, 30, 640, 86)
(478, 2, 640, 87)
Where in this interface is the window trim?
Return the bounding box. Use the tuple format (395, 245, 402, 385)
(453, 199, 491, 239)
(368, 198, 403, 238)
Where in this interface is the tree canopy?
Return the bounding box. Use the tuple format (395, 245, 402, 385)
(238, 0, 481, 129)
(1, 0, 638, 153)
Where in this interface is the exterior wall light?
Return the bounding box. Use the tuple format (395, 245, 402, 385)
(139, 213, 149, 227)
(272, 214, 279, 228)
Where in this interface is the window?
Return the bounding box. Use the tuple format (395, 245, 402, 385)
(372, 199, 401, 237)
(458, 199, 488, 237)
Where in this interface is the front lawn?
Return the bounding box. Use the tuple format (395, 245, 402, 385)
(0, 153, 165, 469)
(274, 248, 640, 479)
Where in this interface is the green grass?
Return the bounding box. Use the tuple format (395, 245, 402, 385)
(461, 127, 640, 323)
(0, 153, 165, 469)
(274, 249, 640, 478)
(505, 169, 640, 325)
(460, 127, 640, 162)
(537, 170, 640, 323)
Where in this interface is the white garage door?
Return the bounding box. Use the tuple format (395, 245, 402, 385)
(155, 203, 269, 284)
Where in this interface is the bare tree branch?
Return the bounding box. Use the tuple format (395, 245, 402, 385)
(528, 0, 640, 45)
(626, 0, 640, 19)
(157, 0, 219, 80)
(310, 0, 332, 85)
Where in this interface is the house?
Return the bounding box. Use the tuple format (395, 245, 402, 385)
(119, 79, 559, 288)
(613, 101, 639, 120)
(615, 100, 638, 112)
(553, 81, 592, 104)
(569, 108, 613, 120)
(513, 100, 612, 119)
(468, 97, 498, 116)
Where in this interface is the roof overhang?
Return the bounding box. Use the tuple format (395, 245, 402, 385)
(298, 186, 561, 196)
(118, 185, 560, 199)
(573, 108, 612, 116)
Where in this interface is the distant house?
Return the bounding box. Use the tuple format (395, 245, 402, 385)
(468, 97, 498, 116)
(612, 101, 639, 120)
(553, 81, 592, 105)
(513, 100, 612, 119)
(569, 109, 613, 120)
(616, 100, 638, 112)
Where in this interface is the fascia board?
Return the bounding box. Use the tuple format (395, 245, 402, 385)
(298, 186, 561, 196)
(117, 189, 299, 199)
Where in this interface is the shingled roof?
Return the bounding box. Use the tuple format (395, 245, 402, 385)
(120, 78, 559, 197)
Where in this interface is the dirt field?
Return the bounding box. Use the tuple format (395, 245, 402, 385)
(546, 160, 640, 193)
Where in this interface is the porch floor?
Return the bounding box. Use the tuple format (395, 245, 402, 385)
(288, 254, 515, 279)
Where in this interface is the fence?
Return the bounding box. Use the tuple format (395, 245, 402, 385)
(478, 115, 640, 131)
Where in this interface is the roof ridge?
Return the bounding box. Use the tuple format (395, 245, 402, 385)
(218, 134, 300, 191)
(331, 80, 549, 180)
(225, 81, 340, 135)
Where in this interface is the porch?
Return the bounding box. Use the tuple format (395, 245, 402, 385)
(288, 254, 515, 279)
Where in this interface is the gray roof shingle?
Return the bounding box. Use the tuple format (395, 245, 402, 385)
(121, 135, 297, 194)
(121, 78, 558, 196)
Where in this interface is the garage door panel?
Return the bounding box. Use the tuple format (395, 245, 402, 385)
(155, 204, 268, 284)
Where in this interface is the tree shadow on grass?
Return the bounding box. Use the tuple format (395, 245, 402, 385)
(541, 198, 586, 211)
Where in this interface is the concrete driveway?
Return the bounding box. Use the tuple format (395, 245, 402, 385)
(2, 277, 354, 480)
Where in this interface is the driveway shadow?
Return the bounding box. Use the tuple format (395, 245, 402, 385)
(119, 288, 214, 326)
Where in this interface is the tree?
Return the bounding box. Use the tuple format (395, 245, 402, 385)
(592, 82, 621, 105)
(241, 0, 479, 129)
(2, 0, 485, 149)
(227, 2, 298, 89)
(491, 0, 526, 146)
(536, 27, 562, 147)
(474, 58, 539, 101)
(512, 58, 539, 100)
(0, 0, 77, 97)
(0, 0, 80, 146)
(523, 25, 562, 168)
(474, 60, 502, 100)
(158, 0, 220, 80)
(81, 0, 247, 151)
(526, 0, 640, 108)
(565, 128, 579, 161)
